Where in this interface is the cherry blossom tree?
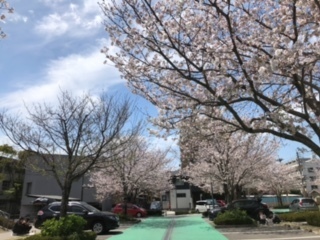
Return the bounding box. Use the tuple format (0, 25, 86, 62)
(0, 91, 139, 217)
(180, 116, 279, 202)
(0, 0, 13, 38)
(256, 161, 302, 206)
(89, 136, 172, 208)
(100, 0, 320, 157)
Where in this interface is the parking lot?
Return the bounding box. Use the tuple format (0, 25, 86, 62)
(95, 215, 320, 240)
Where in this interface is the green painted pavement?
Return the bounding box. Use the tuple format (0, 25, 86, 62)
(108, 215, 228, 240)
(171, 216, 228, 240)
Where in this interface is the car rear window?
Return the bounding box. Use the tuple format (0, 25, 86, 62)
(302, 199, 315, 204)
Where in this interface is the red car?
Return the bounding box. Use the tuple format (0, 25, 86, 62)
(217, 200, 226, 207)
(112, 203, 147, 218)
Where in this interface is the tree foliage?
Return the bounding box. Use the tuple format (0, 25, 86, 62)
(256, 161, 302, 205)
(0, 145, 24, 214)
(100, 0, 320, 157)
(90, 135, 172, 204)
(0, 91, 139, 217)
(181, 118, 278, 202)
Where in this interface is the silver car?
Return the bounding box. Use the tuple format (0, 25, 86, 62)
(289, 198, 319, 211)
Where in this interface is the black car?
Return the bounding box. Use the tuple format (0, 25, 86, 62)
(34, 201, 119, 234)
(208, 198, 281, 223)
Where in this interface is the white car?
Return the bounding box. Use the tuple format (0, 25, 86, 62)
(195, 199, 216, 213)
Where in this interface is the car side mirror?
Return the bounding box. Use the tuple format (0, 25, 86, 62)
(83, 210, 89, 215)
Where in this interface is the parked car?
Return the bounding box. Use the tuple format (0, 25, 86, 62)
(112, 203, 147, 218)
(34, 201, 119, 234)
(150, 201, 162, 210)
(195, 199, 218, 213)
(208, 198, 281, 223)
(216, 200, 226, 207)
(289, 197, 319, 212)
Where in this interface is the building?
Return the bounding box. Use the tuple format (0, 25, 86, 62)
(163, 174, 193, 212)
(19, 155, 110, 219)
(286, 156, 320, 197)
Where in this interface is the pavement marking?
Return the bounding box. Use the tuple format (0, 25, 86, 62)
(162, 219, 175, 240)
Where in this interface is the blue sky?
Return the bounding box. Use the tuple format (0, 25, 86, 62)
(0, 0, 311, 163)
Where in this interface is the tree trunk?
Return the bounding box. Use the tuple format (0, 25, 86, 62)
(276, 193, 283, 206)
(123, 185, 128, 216)
(60, 179, 72, 217)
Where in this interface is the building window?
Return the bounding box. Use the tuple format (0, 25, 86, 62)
(311, 185, 318, 190)
(161, 195, 167, 201)
(2, 181, 10, 191)
(177, 193, 186, 198)
(175, 179, 184, 186)
(310, 176, 316, 181)
(26, 182, 32, 195)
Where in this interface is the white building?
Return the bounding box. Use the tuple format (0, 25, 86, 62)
(286, 157, 320, 197)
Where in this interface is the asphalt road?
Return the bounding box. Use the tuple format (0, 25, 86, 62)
(96, 215, 320, 240)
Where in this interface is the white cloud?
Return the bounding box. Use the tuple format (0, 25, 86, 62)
(35, 13, 68, 37)
(34, 1, 102, 39)
(38, 0, 65, 6)
(0, 43, 124, 112)
(7, 13, 28, 23)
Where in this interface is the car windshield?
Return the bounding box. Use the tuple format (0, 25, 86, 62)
(206, 199, 216, 205)
(81, 202, 100, 213)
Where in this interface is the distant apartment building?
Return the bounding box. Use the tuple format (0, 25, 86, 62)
(286, 156, 320, 197)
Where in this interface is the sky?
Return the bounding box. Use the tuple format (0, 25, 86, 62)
(0, 0, 313, 164)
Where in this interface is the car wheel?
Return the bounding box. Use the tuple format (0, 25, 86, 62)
(136, 212, 142, 218)
(92, 221, 106, 235)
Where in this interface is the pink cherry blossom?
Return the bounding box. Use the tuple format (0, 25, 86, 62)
(100, 0, 320, 157)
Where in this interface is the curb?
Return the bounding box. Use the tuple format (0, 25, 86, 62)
(280, 222, 320, 234)
(214, 224, 257, 228)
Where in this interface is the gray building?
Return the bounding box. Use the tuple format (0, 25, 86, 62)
(19, 155, 111, 219)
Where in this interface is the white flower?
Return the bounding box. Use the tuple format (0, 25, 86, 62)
(258, 66, 267, 75)
(274, 49, 282, 57)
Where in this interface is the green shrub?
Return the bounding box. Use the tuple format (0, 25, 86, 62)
(279, 211, 319, 222)
(0, 216, 15, 229)
(306, 212, 320, 227)
(273, 205, 290, 209)
(214, 210, 255, 225)
(25, 232, 96, 240)
(41, 215, 86, 237)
